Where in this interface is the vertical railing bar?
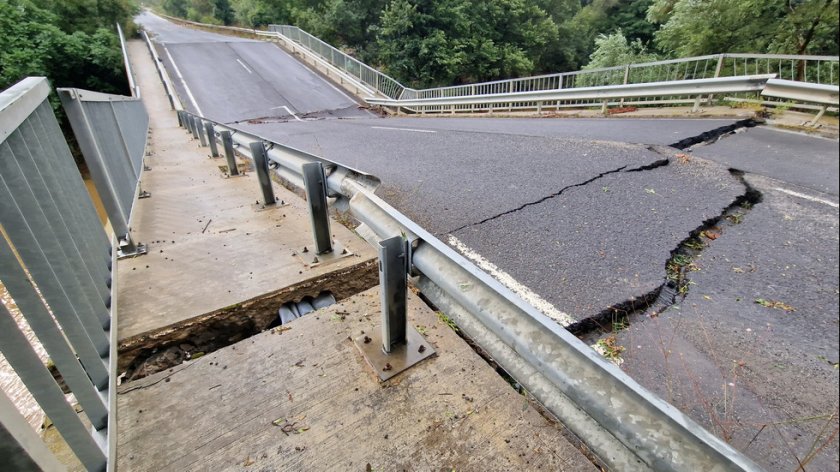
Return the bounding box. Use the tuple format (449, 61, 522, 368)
(28, 105, 111, 301)
(3, 130, 111, 328)
(32, 103, 112, 283)
(0, 236, 109, 430)
(0, 303, 106, 472)
(107, 101, 140, 182)
(0, 388, 65, 471)
(0, 162, 110, 365)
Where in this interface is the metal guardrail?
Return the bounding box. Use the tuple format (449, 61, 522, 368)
(58, 87, 151, 258)
(0, 76, 119, 472)
(367, 75, 777, 113)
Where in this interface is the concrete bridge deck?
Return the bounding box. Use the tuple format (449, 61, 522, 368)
(99, 39, 597, 471)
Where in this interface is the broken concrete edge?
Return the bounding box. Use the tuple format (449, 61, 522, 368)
(117, 259, 378, 377)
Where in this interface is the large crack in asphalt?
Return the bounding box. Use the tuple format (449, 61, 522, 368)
(669, 118, 761, 150)
(568, 168, 763, 339)
(444, 158, 671, 235)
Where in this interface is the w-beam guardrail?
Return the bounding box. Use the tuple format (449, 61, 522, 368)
(0, 76, 119, 472)
(144, 22, 765, 464)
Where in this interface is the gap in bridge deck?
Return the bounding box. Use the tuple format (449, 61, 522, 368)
(117, 39, 378, 379)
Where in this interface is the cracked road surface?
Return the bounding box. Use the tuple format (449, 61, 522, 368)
(138, 13, 840, 469)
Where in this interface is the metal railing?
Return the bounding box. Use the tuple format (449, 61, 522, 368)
(117, 23, 139, 97)
(268, 25, 406, 100)
(404, 53, 840, 99)
(0, 76, 119, 472)
(368, 74, 782, 114)
(58, 87, 151, 258)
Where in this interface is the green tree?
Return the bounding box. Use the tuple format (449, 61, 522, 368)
(1, 0, 127, 93)
(652, 0, 839, 57)
(376, 0, 558, 87)
(583, 29, 658, 70)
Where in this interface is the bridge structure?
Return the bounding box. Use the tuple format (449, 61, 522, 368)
(1, 11, 839, 472)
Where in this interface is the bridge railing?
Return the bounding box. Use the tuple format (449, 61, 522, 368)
(57, 88, 150, 258)
(0, 76, 119, 472)
(268, 25, 406, 100)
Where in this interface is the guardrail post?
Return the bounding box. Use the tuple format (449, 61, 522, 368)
(379, 236, 408, 352)
(197, 118, 207, 147)
(250, 142, 276, 207)
(189, 115, 199, 139)
(220, 131, 239, 176)
(204, 122, 218, 156)
(302, 162, 332, 254)
(691, 95, 703, 113)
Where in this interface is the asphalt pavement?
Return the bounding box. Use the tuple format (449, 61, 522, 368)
(696, 126, 840, 196)
(138, 13, 840, 469)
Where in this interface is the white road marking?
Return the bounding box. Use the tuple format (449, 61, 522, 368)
(164, 46, 203, 116)
(236, 59, 253, 74)
(447, 235, 576, 326)
(270, 105, 303, 122)
(774, 187, 839, 208)
(371, 126, 436, 134)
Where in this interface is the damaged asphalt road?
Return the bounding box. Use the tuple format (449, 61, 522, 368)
(140, 14, 839, 469)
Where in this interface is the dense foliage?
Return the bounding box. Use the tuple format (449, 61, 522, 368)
(0, 0, 135, 94)
(143, 0, 840, 89)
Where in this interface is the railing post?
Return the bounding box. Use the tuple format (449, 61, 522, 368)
(708, 54, 725, 103)
(189, 115, 199, 139)
(220, 131, 239, 176)
(379, 236, 408, 352)
(204, 122, 219, 157)
(197, 118, 207, 147)
(302, 162, 332, 254)
(249, 141, 276, 206)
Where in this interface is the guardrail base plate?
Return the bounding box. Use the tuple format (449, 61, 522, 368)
(353, 325, 436, 382)
(293, 241, 353, 268)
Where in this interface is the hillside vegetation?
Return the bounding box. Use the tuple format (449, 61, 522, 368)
(155, 0, 839, 88)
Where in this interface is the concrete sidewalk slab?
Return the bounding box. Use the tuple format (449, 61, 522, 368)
(117, 288, 595, 471)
